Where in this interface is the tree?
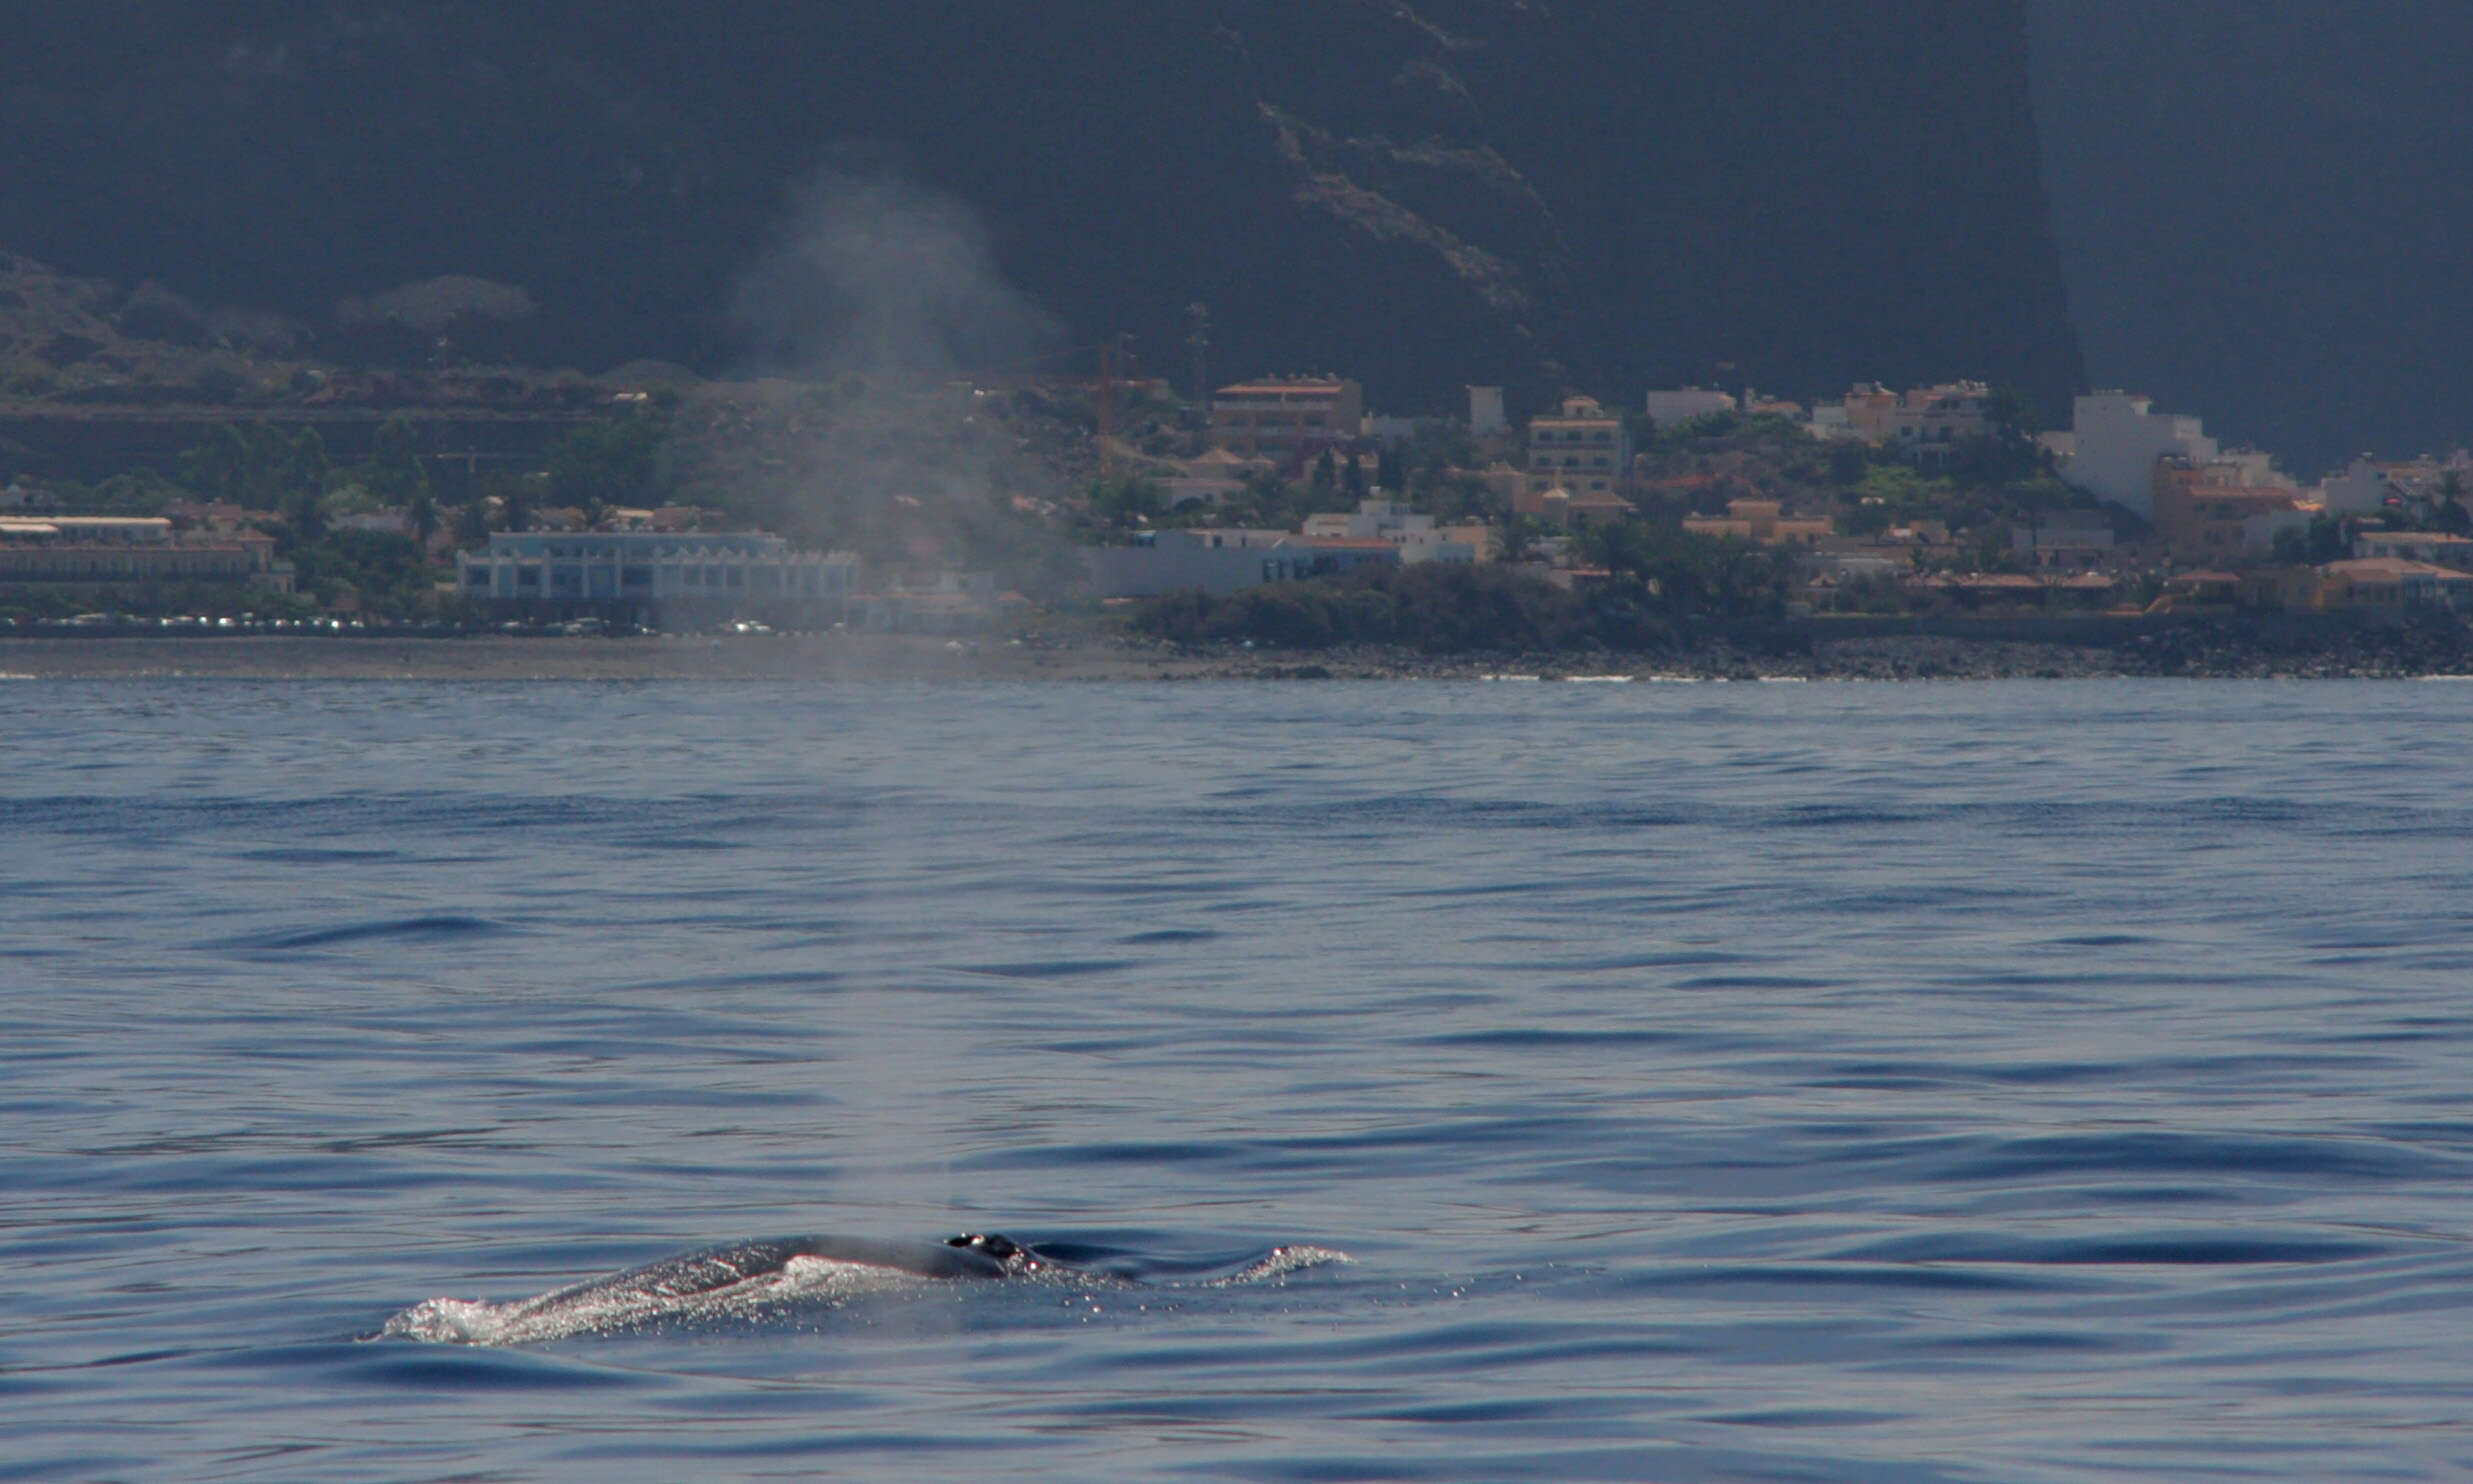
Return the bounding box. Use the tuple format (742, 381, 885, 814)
(499, 480, 533, 534)
(407, 487, 441, 545)
(1576, 520, 1787, 618)
(1496, 515, 1555, 565)
(287, 482, 326, 545)
(1343, 453, 1369, 500)
(547, 417, 666, 516)
(1087, 475, 1166, 529)
(2435, 473, 2471, 535)
(289, 428, 331, 500)
(2306, 513, 2349, 564)
(178, 422, 329, 511)
(363, 416, 430, 507)
(1375, 444, 1405, 494)
(1311, 448, 1338, 496)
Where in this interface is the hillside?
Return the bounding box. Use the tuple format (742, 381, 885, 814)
(1, 1, 2081, 413)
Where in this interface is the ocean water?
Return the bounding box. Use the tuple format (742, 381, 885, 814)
(4, 677, 2472, 1482)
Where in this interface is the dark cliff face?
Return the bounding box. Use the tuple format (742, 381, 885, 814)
(1, 1, 2079, 412)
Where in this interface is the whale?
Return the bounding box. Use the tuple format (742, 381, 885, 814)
(382, 1231, 1348, 1345)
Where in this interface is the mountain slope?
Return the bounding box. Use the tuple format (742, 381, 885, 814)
(0, 1, 2081, 413)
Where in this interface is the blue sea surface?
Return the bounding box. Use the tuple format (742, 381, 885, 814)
(3, 677, 2471, 1481)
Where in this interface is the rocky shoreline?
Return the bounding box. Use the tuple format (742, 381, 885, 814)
(7, 615, 2473, 683)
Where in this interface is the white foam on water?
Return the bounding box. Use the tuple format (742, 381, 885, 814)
(1208, 1245, 1354, 1286)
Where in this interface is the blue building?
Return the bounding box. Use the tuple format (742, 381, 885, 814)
(458, 531, 861, 624)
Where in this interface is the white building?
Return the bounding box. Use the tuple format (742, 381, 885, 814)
(458, 531, 860, 618)
(1643, 387, 1737, 430)
(2010, 512, 2116, 568)
(1806, 402, 1860, 441)
(2062, 392, 2220, 518)
(2354, 530, 2473, 569)
(1299, 500, 1477, 565)
(1085, 527, 1409, 598)
(1468, 386, 1508, 438)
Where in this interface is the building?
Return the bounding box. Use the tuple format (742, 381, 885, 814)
(2063, 392, 2221, 517)
(1643, 387, 1737, 429)
(1209, 377, 1364, 463)
(2151, 458, 2305, 559)
(1518, 485, 1636, 530)
(457, 531, 859, 623)
(1527, 395, 1629, 500)
(1157, 448, 1272, 509)
(854, 571, 1010, 633)
(1806, 402, 1860, 441)
(1468, 386, 1509, 438)
(2318, 456, 2399, 516)
(1838, 382, 1998, 466)
(2323, 557, 2473, 611)
(1085, 527, 1402, 598)
(2353, 530, 2473, 570)
(1742, 391, 1807, 420)
(2319, 454, 2473, 517)
(2010, 512, 2117, 568)
(1683, 498, 1832, 546)
(0, 515, 291, 595)
(1295, 499, 1477, 564)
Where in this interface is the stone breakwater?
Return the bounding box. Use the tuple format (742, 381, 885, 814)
(5, 616, 2471, 682)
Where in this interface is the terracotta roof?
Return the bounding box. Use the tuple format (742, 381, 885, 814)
(2327, 557, 2471, 578)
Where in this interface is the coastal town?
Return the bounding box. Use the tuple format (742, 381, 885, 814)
(6, 260, 2473, 654)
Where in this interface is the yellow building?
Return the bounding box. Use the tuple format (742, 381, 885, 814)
(1209, 377, 1363, 462)
(1683, 498, 1833, 547)
(2152, 459, 2302, 559)
(1527, 395, 1629, 499)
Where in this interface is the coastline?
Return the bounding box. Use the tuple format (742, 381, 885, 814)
(6, 615, 2473, 682)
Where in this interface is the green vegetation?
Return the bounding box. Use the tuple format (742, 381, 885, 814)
(546, 415, 669, 516)
(1134, 528, 1793, 654)
(1572, 523, 1791, 617)
(285, 529, 437, 617)
(1138, 564, 1598, 652)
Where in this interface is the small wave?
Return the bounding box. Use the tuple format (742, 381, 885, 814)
(1207, 1245, 1354, 1285)
(226, 915, 509, 951)
(958, 958, 1141, 980)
